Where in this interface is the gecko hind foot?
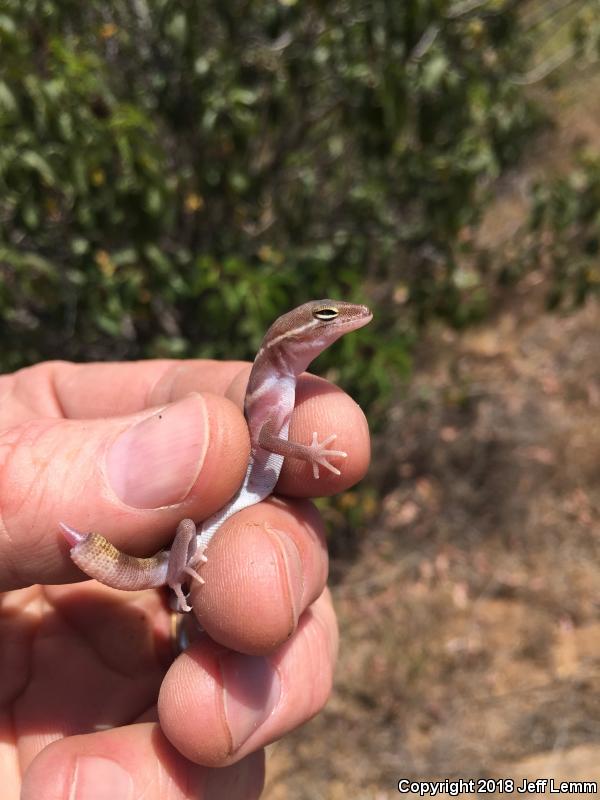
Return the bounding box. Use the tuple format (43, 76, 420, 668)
(172, 584, 193, 613)
(167, 520, 208, 613)
(183, 565, 205, 585)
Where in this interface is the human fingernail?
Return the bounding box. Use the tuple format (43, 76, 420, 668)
(220, 653, 281, 752)
(107, 393, 208, 508)
(264, 523, 304, 625)
(71, 756, 134, 799)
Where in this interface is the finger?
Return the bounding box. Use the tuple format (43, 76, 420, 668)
(53, 360, 250, 419)
(284, 375, 370, 493)
(20, 722, 264, 800)
(6, 360, 368, 499)
(57, 364, 370, 491)
(0, 360, 249, 425)
(0, 392, 249, 592)
(228, 370, 371, 495)
(159, 589, 338, 767)
(191, 498, 328, 654)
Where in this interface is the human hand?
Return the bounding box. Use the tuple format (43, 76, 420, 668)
(0, 359, 370, 799)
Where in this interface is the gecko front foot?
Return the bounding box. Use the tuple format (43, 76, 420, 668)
(308, 432, 347, 479)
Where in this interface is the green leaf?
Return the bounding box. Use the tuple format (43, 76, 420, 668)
(20, 150, 56, 186)
(22, 203, 40, 229)
(165, 12, 187, 45)
(0, 81, 17, 114)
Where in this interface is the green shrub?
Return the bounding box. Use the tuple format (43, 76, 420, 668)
(0, 1, 541, 409)
(526, 150, 600, 308)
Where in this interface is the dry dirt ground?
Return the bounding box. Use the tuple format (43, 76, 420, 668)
(264, 293, 600, 800)
(263, 81, 600, 799)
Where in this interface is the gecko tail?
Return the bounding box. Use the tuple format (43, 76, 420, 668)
(59, 522, 170, 590)
(59, 521, 90, 546)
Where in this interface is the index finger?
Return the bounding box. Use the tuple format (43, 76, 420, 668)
(53, 359, 249, 419)
(52, 359, 371, 496)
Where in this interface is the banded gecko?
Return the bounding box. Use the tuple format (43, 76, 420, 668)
(61, 300, 372, 612)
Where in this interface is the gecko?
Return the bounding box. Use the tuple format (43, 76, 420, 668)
(60, 299, 372, 612)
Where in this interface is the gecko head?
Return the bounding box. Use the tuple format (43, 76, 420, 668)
(263, 299, 372, 374)
(310, 299, 372, 331)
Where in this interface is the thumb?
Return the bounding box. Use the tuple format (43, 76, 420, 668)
(0, 393, 249, 591)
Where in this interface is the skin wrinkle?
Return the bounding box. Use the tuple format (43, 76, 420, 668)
(41, 593, 145, 684)
(11, 592, 164, 773)
(6, 368, 35, 420)
(0, 528, 22, 588)
(150, 362, 197, 407)
(166, 643, 237, 763)
(56, 361, 170, 421)
(216, 663, 236, 759)
(264, 499, 327, 606)
(55, 584, 173, 670)
(12, 419, 67, 553)
(274, 599, 336, 722)
(0, 421, 64, 588)
(14, 362, 67, 419)
(47, 362, 69, 419)
(143, 361, 180, 409)
(150, 725, 202, 800)
(3, 594, 41, 776)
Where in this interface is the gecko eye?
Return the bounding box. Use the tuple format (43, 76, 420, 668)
(313, 306, 339, 321)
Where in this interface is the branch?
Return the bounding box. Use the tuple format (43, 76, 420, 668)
(446, 0, 491, 19)
(511, 42, 575, 84)
(409, 23, 441, 61)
